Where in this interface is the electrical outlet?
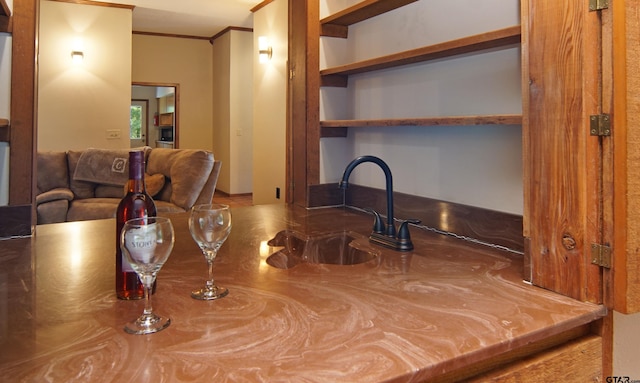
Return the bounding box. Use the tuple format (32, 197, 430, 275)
(106, 129, 121, 139)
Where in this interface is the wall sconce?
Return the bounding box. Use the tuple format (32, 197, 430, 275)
(71, 50, 84, 64)
(258, 36, 272, 63)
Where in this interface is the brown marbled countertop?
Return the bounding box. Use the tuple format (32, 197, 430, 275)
(0, 204, 605, 382)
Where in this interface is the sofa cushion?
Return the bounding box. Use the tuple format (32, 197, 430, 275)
(120, 173, 166, 198)
(67, 198, 120, 222)
(147, 149, 214, 210)
(37, 199, 70, 225)
(155, 200, 186, 214)
(37, 151, 69, 194)
(95, 185, 126, 199)
(36, 188, 74, 204)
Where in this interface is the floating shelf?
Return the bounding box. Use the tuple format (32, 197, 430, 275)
(0, 118, 9, 142)
(320, 0, 418, 38)
(0, 0, 10, 32)
(320, 114, 523, 137)
(321, 25, 521, 87)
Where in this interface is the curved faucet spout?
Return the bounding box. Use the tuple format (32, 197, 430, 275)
(339, 155, 395, 237)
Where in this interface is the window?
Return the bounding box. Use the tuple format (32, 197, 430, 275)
(130, 105, 142, 139)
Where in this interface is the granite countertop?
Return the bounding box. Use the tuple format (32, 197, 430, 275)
(0, 204, 605, 382)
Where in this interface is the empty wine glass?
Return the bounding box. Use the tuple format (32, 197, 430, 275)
(121, 216, 175, 334)
(189, 203, 232, 300)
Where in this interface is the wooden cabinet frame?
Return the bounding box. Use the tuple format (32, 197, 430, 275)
(290, 0, 640, 314)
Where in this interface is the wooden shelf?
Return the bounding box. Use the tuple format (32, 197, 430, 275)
(320, 0, 418, 38)
(320, 114, 522, 137)
(0, 118, 8, 142)
(321, 25, 521, 87)
(0, 0, 10, 32)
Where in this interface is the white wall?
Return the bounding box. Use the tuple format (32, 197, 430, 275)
(252, 0, 287, 205)
(319, 0, 522, 215)
(211, 29, 253, 196)
(38, 0, 132, 151)
(614, 311, 640, 378)
(212, 32, 231, 193)
(0, 34, 10, 206)
(230, 30, 253, 194)
(0, 34, 9, 120)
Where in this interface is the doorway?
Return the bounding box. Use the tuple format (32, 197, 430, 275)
(130, 99, 148, 147)
(131, 82, 179, 149)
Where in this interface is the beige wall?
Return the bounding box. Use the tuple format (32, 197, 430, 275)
(132, 34, 213, 151)
(38, 0, 132, 151)
(252, 0, 287, 204)
(212, 33, 232, 193)
(211, 30, 253, 195)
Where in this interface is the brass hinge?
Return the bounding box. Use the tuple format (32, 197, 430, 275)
(590, 114, 611, 136)
(591, 244, 612, 268)
(589, 0, 609, 11)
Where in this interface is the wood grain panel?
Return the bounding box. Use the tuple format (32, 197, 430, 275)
(467, 335, 602, 383)
(524, 0, 602, 302)
(7, 0, 37, 235)
(612, 0, 640, 314)
(289, 0, 320, 207)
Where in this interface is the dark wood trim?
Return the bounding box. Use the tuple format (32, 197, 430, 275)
(309, 183, 524, 253)
(209, 26, 253, 44)
(250, 0, 275, 13)
(289, 0, 320, 206)
(6, 0, 37, 236)
(46, 0, 134, 10)
(133, 30, 212, 41)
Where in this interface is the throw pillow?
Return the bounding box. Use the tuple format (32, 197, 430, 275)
(123, 173, 165, 197)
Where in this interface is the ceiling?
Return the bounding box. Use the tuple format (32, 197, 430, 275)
(92, 0, 264, 38)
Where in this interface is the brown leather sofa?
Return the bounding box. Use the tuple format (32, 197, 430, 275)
(36, 147, 221, 224)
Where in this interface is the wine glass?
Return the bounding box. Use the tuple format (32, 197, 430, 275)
(121, 216, 175, 334)
(189, 203, 232, 300)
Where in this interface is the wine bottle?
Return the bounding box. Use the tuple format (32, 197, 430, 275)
(116, 150, 157, 300)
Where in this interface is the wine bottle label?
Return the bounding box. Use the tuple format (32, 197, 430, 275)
(123, 223, 158, 265)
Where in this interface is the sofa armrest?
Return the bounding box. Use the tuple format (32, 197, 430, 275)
(36, 188, 74, 205)
(194, 160, 222, 206)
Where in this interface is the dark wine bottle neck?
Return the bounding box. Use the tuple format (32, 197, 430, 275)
(127, 151, 146, 193)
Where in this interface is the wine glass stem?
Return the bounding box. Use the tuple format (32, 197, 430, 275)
(206, 253, 217, 291)
(143, 282, 153, 317)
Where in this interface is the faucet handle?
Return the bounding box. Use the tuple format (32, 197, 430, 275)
(366, 208, 386, 234)
(397, 219, 421, 240)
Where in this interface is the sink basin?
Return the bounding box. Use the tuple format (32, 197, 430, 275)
(266, 230, 379, 269)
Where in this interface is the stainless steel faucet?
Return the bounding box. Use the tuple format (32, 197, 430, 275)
(339, 155, 420, 251)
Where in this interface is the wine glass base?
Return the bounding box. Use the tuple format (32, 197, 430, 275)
(124, 313, 171, 335)
(191, 286, 229, 300)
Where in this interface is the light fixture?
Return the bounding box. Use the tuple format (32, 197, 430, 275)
(71, 50, 84, 64)
(258, 36, 272, 63)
